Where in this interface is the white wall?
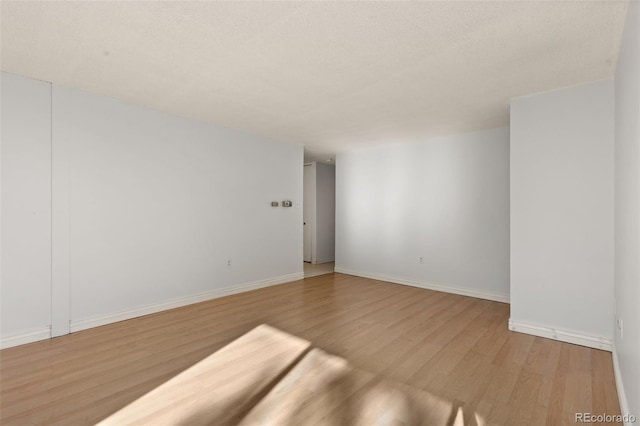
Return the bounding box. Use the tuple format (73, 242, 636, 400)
(614, 0, 640, 418)
(510, 80, 614, 348)
(57, 86, 303, 324)
(1, 72, 303, 346)
(1, 73, 52, 345)
(315, 162, 335, 264)
(336, 127, 510, 301)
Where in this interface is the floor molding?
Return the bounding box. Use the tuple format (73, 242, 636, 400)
(3, 273, 305, 349)
(70, 272, 304, 333)
(0, 326, 51, 350)
(612, 345, 633, 424)
(508, 319, 612, 351)
(334, 267, 510, 304)
(2, 272, 622, 423)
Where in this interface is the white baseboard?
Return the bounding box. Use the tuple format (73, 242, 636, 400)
(508, 319, 612, 351)
(1, 326, 51, 350)
(314, 258, 335, 265)
(334, 267, 509, 304)
(612, 345, 632, 424)
(70, 272, 304, 333)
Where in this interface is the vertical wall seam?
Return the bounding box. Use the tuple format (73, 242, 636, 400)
(66, 89, 71, 332)
(50, 82, 53, 336)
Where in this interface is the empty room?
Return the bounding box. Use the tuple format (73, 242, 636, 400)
(1, 1, 638, 425)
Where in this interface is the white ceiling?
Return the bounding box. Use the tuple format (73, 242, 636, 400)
(1, 1, 628, 161)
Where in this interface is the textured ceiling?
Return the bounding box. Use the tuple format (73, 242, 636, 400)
(1, 1, 628, 161)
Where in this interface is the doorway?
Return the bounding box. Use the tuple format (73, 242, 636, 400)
(303, 164, 313, 263)
(303, 161, 335, 278)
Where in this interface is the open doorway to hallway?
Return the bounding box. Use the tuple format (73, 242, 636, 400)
(303, 261, 335, 278)
(303, 161, 335, 278)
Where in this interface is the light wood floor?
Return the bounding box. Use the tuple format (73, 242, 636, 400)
(303, 261, 335, 278)
(0, 273, 620, 425)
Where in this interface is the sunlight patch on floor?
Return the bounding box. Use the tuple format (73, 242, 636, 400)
(99, 324, 486, 425)
(98, 325, 310, 425)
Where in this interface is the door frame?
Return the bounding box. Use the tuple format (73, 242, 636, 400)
(303, 163, 315, 263)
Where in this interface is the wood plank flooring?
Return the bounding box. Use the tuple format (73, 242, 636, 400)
(303, 262, 335, 278)
(99, 325, 313, 425)
(0, 273, 621, 425)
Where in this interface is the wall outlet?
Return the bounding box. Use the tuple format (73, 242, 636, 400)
(617, 317, 623, 340)
(227, 259, 232, 267)
(419, 257, 424, 264)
